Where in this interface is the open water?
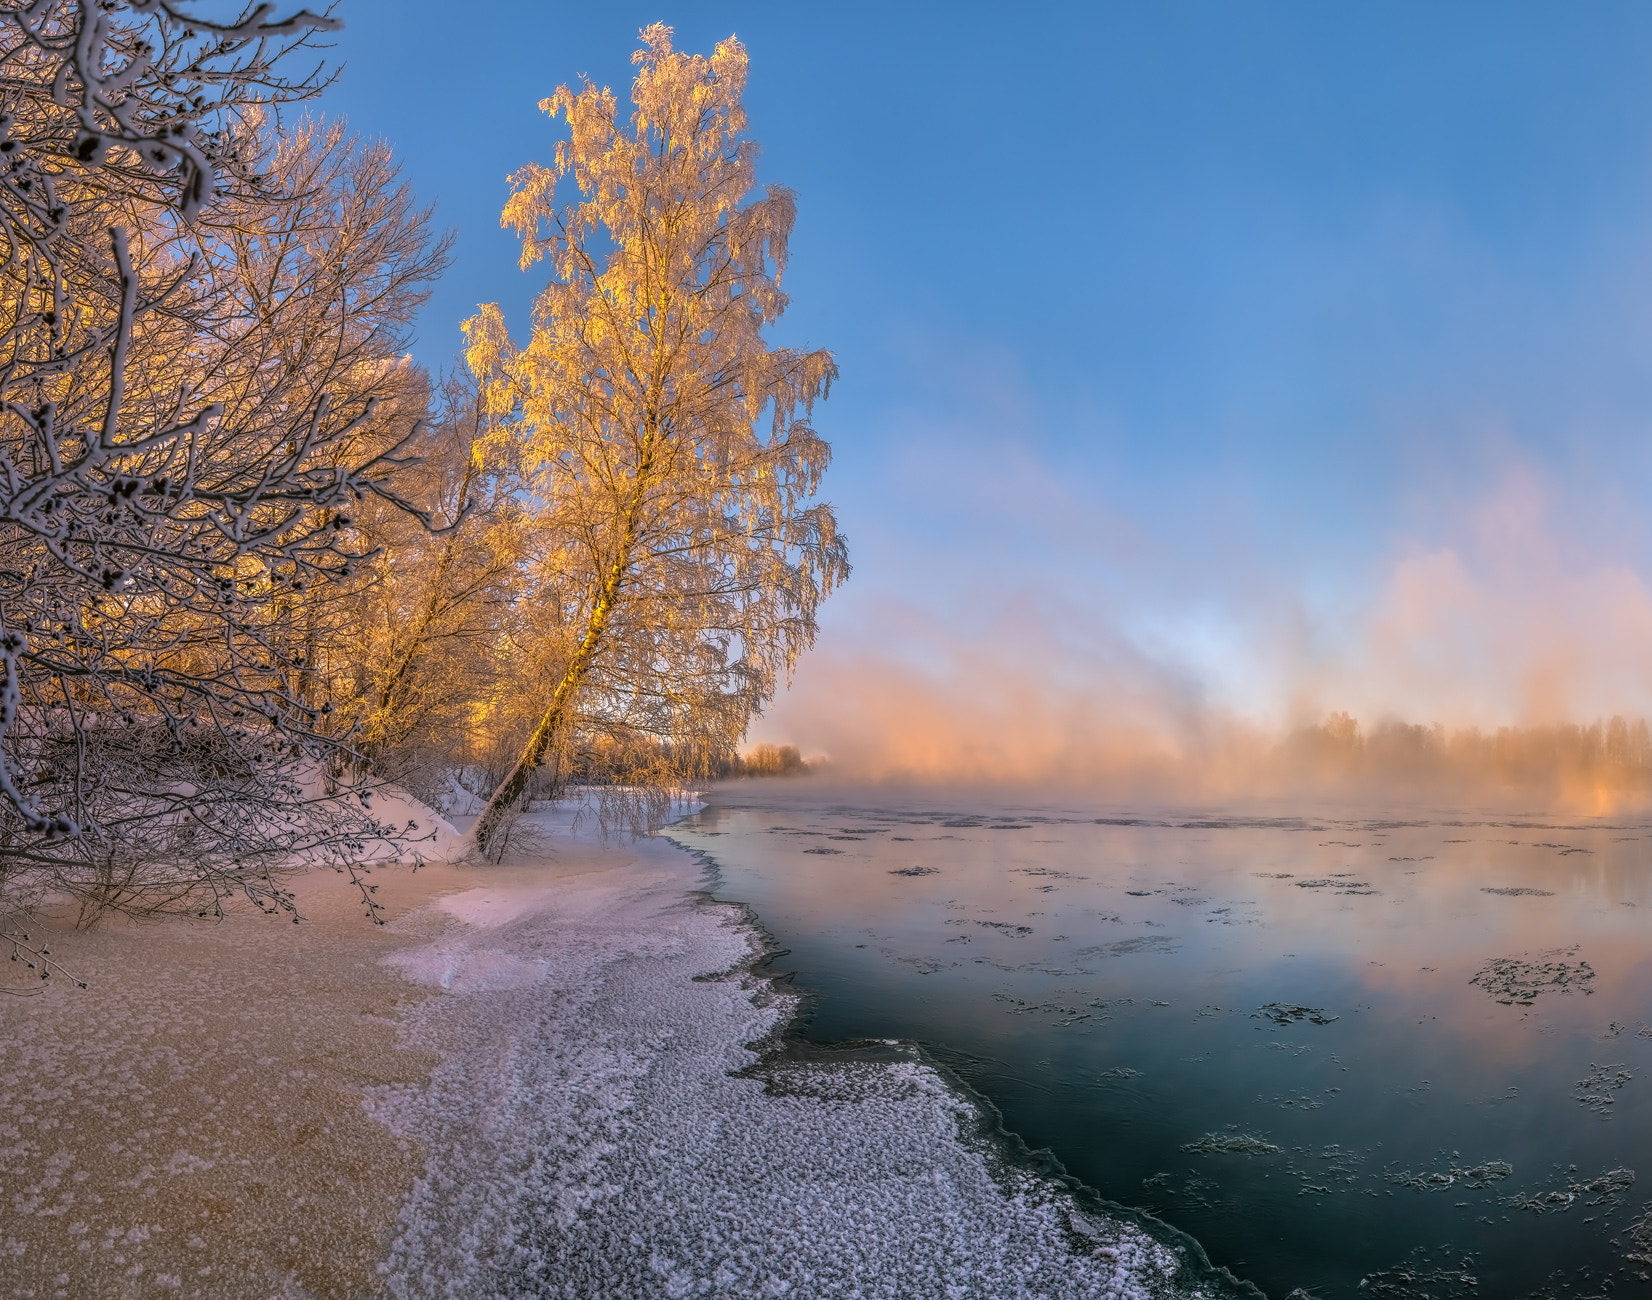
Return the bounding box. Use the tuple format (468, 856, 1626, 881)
(668, 788, 1652, 1299)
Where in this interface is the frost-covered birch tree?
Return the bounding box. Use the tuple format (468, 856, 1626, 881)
(464, 24, 847, 856)
(0, 1, 449, 921)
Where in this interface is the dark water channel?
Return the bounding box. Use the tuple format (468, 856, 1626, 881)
(668, 791, 1652, 1299)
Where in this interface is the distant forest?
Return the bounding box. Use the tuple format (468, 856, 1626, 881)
(1290, 712, 1652, 803)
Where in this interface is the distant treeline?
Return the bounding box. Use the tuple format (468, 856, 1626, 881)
(1288, 713, 1652, 803)
(731, 745, 811, 778)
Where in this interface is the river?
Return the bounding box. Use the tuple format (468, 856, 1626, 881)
(668, 787, 1652, 1299)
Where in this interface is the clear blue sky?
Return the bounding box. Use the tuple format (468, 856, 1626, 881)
(321, 2, 1652, 745)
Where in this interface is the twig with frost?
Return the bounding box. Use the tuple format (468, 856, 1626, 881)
(1, 924, 86, 989)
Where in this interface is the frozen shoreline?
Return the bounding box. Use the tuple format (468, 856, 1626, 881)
(371, 809, 1220, 1299)
(0, 805, 1230, 1298)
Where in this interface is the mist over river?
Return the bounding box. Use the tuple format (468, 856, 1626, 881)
(668, 788, 1652, 1300)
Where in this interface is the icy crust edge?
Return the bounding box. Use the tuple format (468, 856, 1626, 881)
(673, 839, 1265, 1300)
(919, 1059, 1266, 1300)
(370, 827, 1256, 1299)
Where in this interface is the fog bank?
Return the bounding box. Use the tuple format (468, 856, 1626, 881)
(752, 465, 1652, 814)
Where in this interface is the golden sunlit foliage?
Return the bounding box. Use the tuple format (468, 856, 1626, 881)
(737, 743, 809, 778)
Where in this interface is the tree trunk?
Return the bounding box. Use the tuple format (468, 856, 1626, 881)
(471, 428, 658, 856)
(468, 573, 617, 853)
(363, 441, 480, 757)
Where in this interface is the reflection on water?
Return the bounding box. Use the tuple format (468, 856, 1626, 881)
(669, 791, 1652, 1299)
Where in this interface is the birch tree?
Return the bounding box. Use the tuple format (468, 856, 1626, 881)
(464, 24, 847, 855)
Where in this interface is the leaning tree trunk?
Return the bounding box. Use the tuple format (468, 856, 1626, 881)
(469, 568, 620, 853)
(470, 429, 657, 857)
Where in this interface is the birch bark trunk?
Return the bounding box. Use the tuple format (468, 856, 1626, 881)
(471, 429, 657, 855)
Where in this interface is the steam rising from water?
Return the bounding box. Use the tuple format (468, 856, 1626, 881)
(755, 465, 1652, 812)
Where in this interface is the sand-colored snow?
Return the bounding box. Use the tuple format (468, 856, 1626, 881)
(0, 861, 447, 1299)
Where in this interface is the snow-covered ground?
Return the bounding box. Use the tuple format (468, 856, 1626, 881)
(370, 808, 1217, 1300)
(0, 805, 1224, 1299)
(0, 853, 445, 1299)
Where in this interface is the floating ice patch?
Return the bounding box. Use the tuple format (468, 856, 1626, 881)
(1255, 1004, 1339, 1026)
(1266, 1094, 1324, 1111)
(1576, 1063, 1633, 1115)
(1181, 1132, 1281, 1156)
(1357, 1245, 1482, 1298)
(1080, 935, 1180, 958)
(994, 994, 1093, 1024)
(1471, 949, 1596, 1005)
(1390, 1159, 1512, 1192)
(1506, 1166, 1636, 1215)
(1628, 1203, 1652, 1265)
(1287, 1143, 1366, 1196)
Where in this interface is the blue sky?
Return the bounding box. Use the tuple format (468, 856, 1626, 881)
(322, 2, 1652, 756)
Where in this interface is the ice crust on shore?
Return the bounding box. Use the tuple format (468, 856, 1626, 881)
(373, 819, 1208, 1299)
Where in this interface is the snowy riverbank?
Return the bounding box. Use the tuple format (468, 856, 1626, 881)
(1, 807, 1222, 1298)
